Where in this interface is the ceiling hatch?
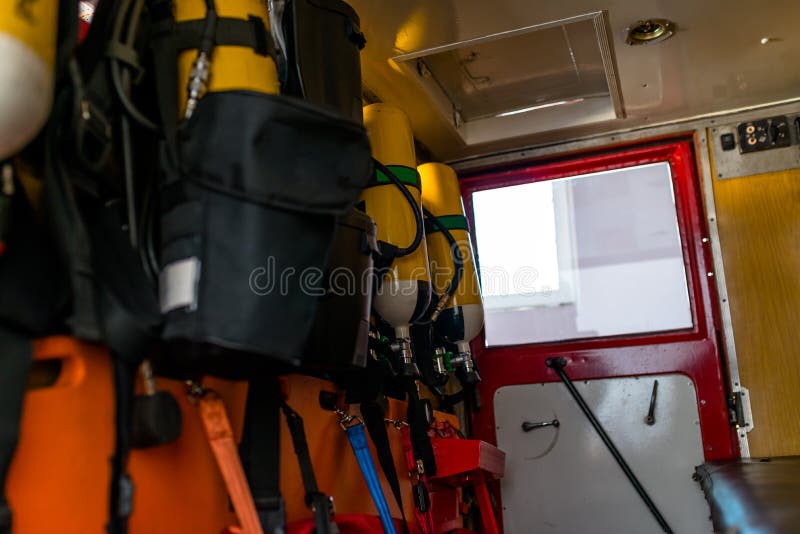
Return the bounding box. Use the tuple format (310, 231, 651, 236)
(392, 11, 624, 146)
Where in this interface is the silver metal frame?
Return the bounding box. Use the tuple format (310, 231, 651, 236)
(392, 12, 605, 62)
(450, 98, 800, 457)
(593, 11, 624, 119)
(392, 10, 624, 138)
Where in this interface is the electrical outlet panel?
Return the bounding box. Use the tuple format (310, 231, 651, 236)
(711, 112, 800, 180)
(737, 116, 792, 153)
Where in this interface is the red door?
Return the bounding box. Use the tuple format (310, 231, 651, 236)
(460, 139, 738, 462)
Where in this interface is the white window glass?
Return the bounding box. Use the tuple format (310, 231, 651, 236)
(472, 162, 692, 346)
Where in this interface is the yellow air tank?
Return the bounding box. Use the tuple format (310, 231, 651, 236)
(419, 162, 484, 383)
(175, 0, 280, 117)
(0, 0, 58, 158)
(360, 104, 431, 376)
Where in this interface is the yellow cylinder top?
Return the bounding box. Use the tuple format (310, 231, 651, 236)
(419, 162, 464, 216)
(175, 0, 280, 115)
(359, 103, 430, 293)
(419, 162, 482, 308)
(0, 0, 59, 66)
(363, 104, 416, 167)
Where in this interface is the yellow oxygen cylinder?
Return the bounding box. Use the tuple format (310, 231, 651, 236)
(174, 0, 280, 117)
(419, 162, 484, 383)
(360, 104, 431, 376)
(0, 0, 59, 158)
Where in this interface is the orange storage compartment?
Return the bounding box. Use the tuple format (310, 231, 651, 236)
(8, 344, 458, 533)
(127, 376, 247, 534)
(6, 337, 115, 534)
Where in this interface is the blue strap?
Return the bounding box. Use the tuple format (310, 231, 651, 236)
(345, 423, 397, 534)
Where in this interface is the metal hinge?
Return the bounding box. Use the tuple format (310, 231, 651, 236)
(729, 387, 754, 433)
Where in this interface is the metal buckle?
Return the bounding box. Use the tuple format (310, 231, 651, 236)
(306, 491, 336, 520)
(334, 408, 361, 431)
(118, 473, 134, 519)
(255, 496, 286, 534)
(384, 417, 409, 430)
(75, 99, 113, 170)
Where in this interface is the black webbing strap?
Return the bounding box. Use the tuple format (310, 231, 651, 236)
(410, 323, 438, 400)
(174, 16, 273, 56)
(87, 199, 161, 534)
(147, 0, 179, 161)
(43, 79, 160, 534)
(106, 357, 136, 534)
(0, 157, 69, 534)
(361, 401, 409, 534)
(0, 328, 32, 534)
(405, 386, 436, 478)
(280, 401, 335, 534)
(240, 376, 285, 533)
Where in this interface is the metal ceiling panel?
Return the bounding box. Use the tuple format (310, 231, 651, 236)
(349, 0, 800, 160)
(390, 12, 622, 146)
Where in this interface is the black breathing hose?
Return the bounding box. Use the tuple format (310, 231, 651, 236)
(199, 0, 219, 55)
(109, 0, 158, 130)
(423, 206, 464, 307)
(371, 158, 424, 257)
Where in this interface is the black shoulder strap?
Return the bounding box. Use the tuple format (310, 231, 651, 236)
(43, 72, 161, 534)
(361, 400, 409, 534)
(79, 156, 160, 534)
(0, 328, 32, 534)
(240, 376, 285, 534)
(281, 401, 336, 534)
(147, 0, 179, 159)
(406, 384, 437, 477)
(173, 16, 273, 56)
(0, 157, 70, 534)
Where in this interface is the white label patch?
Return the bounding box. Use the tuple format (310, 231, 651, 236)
(159, 257, 200, 313)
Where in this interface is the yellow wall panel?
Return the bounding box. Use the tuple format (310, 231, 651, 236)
(710, 143, 800, 457)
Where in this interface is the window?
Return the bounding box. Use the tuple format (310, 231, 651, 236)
(472, 180, 576, 309)
(472, 162, 693, 346)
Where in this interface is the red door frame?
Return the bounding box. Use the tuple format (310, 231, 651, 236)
(459, 138, 739, 462)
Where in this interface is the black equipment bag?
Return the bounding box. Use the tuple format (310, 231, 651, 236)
(303, 208, 377, 369)
(157, 91, 373, 377)
(281, 0, 366, 122)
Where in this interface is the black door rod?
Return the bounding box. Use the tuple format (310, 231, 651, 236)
(546, 357, 674, 534)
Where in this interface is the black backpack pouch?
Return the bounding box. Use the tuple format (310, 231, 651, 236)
(157, 91, 372, 378)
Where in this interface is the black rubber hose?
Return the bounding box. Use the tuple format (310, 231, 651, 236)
(423, 206, 464, 305)
(371, 158, 423, 257)
(199, 0, 219, 55)
(109, 0, 158, 130)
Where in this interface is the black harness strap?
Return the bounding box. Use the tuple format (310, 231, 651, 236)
(44, 37, 161, 532)
(87, 201, 161, 534)
(240, 376, 285, 534)
(0, 158, 69, 534)
(406, 385, 436, 478)
(281, 401, 335, 534)
(361, 400, 409, 534)
(174, 16, 273, 56)
(0, 328, 32, 534)
(147, 0, 179, 160)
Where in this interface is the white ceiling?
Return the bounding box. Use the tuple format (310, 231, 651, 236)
(349, 0, 800, 161)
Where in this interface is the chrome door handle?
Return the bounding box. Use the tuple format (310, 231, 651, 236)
(522, 419, 560, 432)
